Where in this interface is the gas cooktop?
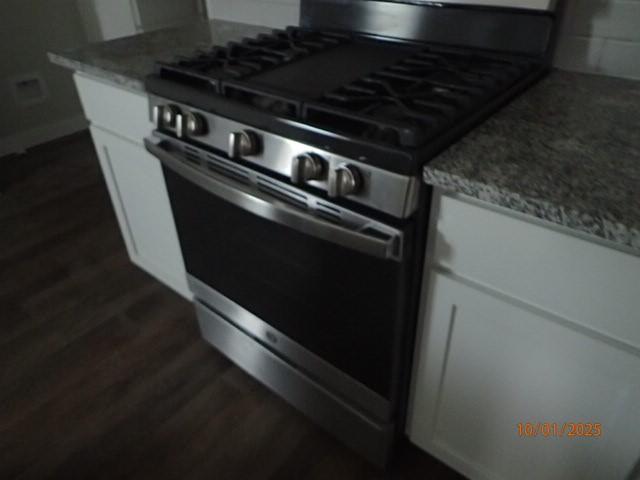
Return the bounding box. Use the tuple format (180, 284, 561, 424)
(150, 27, 542, 154)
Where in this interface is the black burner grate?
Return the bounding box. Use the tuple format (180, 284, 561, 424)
(303, 48, 536, 147)
(156, 27, 350, 93)
(154, 27, 539, 149)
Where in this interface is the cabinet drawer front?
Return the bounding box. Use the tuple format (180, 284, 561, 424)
(75, 74, 152, 143)
(432, 193, 640, 350)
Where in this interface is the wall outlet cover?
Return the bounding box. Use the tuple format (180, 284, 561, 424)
(9, 73, 49, 107)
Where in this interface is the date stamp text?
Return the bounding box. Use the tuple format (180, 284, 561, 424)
(517, 422, 602, 438)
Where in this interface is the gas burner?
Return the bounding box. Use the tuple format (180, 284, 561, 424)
(155, 27, 350, 93)
(147, 25, 546, 167)
(305, 47, 537, 147)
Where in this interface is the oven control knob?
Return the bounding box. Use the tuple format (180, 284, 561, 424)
(186, 112, 207, 136)
(328, 164, 362, 198)
(162, 104, 181, 127)
(229, 130, 261, 158)
(291, 153, 325, 185)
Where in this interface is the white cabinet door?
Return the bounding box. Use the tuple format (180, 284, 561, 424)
(408, 272, 640, 480)
(90, 126, 191, 299)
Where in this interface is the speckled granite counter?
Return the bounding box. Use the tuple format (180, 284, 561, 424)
(424, 70, 640, 253)
(49, 19, 271, 92)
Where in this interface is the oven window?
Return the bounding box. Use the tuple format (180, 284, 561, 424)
(164, 168, 411, 398)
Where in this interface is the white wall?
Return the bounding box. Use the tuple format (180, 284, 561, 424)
(555, 0, 640, 80)
(76, 0, 137, 42)
(0, 0, 89, 157)
(205, 0, 300, 29)
(77, 0, 207, 42)
(135, 0, 206, 32)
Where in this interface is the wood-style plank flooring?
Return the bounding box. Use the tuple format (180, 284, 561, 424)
(0, 132, 465, 479)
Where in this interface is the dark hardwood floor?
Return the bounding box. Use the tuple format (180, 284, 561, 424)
(0, 132, 465, 480)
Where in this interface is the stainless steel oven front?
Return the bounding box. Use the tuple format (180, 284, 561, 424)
(145, 134, 420, 464)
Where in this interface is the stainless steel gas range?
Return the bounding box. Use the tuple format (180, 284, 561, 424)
(144, 0, 557, 465)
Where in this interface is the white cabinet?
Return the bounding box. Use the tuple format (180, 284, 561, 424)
(90, 127, 190, 298)
(75, 74, 191, 299)
(408, 192, 640, 480)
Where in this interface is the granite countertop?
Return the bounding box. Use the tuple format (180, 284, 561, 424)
(49, 19, 272, 92)
(424, 70, 640, 253)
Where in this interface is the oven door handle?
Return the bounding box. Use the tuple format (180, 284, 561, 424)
(145, 138, 403, 262)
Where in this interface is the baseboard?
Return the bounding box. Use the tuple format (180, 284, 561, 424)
(0, 114, 89, 158)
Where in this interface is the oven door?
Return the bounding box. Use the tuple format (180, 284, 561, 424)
(146, 137, 415, 421)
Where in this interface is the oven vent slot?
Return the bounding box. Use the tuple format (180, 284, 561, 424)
(257, 177, 308, 211)
(315, 210, 341, 224)
(205, 157, 250, 185)
(360, 226, 393, 241)
(182, 145, 203, 166)
(315, 202, 343, 224)
(184, 151, 202, 166)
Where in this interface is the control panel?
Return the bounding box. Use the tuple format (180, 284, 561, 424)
(149, 97, 419, 217)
